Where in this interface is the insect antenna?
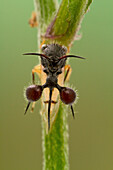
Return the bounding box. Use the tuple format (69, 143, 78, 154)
(24, 102, 31, 115)
(70, 105, 75, 119)
(48, 88, 53, 131)
(59, 55, 85, 60)
(23, 53, 49, 60)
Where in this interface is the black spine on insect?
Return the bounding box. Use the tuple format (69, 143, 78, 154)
(48, 88, 53, 131)
(24, 44, 85, 130)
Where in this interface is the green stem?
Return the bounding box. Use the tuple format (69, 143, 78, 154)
(44, 0, 92, 46)
(34, 0, 93, 170)
(42, 104, 69, 170)
(34, 0, 58, 48)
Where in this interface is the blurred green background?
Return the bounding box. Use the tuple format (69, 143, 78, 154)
(0, 0, 113, 170)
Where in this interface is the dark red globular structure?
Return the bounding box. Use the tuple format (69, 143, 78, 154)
(60, 87, 76, 105)
(26, 85, 42, 102)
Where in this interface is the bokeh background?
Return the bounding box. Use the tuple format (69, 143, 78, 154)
(0, 0, 113, 170)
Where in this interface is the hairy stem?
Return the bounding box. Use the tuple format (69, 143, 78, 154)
(34, 0, 58, 47)
(44, 0, 92, 46)
(33, 0, 93, 170)
(42, 104, 69, 170)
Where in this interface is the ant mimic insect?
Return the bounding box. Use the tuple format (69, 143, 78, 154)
(24, 44, 85, 130)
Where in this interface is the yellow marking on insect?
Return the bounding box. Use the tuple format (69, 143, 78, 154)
(40, 39, 45, 49)
(64, 64, 72, 82)
(31, 102, 36, 112)
(32, 64, 41, 79)
(67, 46, 70, 53)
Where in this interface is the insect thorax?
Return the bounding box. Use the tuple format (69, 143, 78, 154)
(41, 44, 67, 76)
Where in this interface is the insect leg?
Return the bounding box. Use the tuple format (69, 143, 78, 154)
(64, 65, 72, 82)
(32, 64, 41, 84)
(31, 64, 41, 112)
(31, 102, 36, 112)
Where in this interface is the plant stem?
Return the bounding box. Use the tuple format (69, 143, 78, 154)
(34, 0, 58, 47)
(42, 104, 69, 170)
(34, 0, 93, 170)
(44, 0, 92, 46)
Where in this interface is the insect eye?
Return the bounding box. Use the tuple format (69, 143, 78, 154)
(41, 44, 48, 51)
(26, 85, 43, 102)
(60, 87, 76, 105)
